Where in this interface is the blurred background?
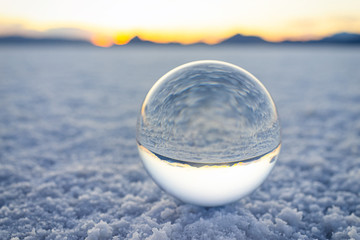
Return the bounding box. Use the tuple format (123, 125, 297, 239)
(1, 1, 360, 239)
(1, 0, 360, 45)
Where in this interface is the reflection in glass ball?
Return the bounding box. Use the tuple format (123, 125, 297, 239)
(136, 60, 281, 206)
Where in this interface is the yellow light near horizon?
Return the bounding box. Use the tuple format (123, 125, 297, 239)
(137, 31, 200, 45)
(136, 27, 240, 45)
(114, 33, 134, 45)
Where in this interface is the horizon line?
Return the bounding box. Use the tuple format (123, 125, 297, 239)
(1, 31, 360, 47)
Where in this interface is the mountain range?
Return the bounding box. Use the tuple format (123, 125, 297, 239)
(0, 32, 359, 46)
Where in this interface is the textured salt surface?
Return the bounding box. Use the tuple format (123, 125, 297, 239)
(0, 45, 359, 239)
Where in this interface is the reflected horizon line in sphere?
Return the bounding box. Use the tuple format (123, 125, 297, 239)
(136, 60, 281, 206)
(138, 142, 281, 207)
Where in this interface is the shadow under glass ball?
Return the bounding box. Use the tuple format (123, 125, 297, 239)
(136, 60, 281, 207)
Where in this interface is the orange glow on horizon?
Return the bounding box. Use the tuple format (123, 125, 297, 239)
(91, 34, 113, 47)
(134, 28, 241, 45)
(1, 10, 360, 47)
(87, 27, 358, 47)
(138, 32, 202, 45)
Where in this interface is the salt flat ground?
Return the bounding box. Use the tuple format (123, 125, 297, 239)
(0, 45, 359, 239)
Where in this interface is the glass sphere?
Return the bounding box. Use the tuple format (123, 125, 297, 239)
(136, 60, 281, 206)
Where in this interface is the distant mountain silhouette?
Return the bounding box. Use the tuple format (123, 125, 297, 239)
(219, 34, 266, 44)
(0, 36, 91, 45)
(127, 36, 154, 45)
(313, 32, 360, 44)
(126, 36, 181, 46)
(0, 32, 359, 46)
(281, 32, 360, 45)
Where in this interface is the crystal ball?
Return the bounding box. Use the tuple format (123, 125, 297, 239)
(136, 60, 281, 206)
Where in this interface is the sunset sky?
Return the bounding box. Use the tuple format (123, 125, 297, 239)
(1, 0, 360, 46)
